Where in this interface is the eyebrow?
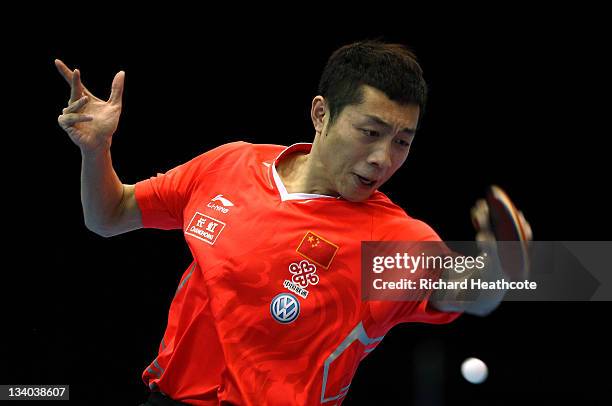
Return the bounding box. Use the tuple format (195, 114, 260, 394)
(363, 114, 416, 135)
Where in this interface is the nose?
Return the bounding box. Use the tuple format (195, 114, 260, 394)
(366, 140, 393, 171)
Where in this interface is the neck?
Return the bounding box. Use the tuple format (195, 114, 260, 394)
(277, 149, 337, 196)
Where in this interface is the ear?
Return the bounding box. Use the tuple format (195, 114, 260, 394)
(311, 96, 328, 136)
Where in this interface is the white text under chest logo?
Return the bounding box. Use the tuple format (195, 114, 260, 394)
(185, 212, 226, 245)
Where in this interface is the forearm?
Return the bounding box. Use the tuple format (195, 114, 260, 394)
(80, 148, 125, 236)
(431, 253, 507, 316)
(455, 263, 507, 316)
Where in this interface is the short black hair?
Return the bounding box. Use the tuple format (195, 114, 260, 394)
(317, 40, 427, 125)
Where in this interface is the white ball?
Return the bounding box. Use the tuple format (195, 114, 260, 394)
(461, 357, 488, 384)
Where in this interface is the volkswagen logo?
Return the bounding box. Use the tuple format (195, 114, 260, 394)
(270, 293, 300, 324)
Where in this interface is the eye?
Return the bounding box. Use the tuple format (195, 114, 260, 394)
(396, 139, 411, 147)
(361, 129, 380, 137)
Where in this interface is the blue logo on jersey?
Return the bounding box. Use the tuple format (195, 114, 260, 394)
(270, 293, 300, 324)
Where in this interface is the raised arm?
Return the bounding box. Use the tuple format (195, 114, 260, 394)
(55, 59, 142, 237)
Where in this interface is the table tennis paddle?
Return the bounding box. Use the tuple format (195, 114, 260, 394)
(472, 185, 532, 281)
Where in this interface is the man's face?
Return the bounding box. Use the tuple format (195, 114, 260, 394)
(315, 85, 420, 202)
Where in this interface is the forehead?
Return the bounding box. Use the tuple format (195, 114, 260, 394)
(343, 85, 420, 128)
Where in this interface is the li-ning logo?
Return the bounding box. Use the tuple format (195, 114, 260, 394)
(270, 293, 300, 324)
(207, 194, 234, 214)
(212, 194, 234, 206)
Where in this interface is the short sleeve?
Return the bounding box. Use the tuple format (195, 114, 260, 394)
(134, 142, 246, 230)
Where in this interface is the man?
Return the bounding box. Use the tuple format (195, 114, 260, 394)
(56, 41, 528, 405)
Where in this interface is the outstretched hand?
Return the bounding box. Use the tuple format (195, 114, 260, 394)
(55, 59, 125, 153)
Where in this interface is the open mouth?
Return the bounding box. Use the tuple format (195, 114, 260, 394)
(354, 173, 375, 187)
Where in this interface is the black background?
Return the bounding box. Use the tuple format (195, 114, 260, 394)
(2, 11, 610, 405)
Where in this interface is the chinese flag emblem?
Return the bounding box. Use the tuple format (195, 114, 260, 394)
(296, 231, 339, 269)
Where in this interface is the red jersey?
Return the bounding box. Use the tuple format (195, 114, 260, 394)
(134, 142, 461, 405)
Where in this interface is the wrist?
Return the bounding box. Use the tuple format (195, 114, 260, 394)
(80, 145, 111, 162)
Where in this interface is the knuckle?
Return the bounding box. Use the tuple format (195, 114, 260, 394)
(61, 115, 74, 125)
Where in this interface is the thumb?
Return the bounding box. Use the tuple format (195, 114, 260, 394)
(108, 71, 125, 104)
(471, 199, 490, 233)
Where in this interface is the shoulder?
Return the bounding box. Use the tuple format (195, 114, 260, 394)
(193, 142, 286, 163)
(180, 141, 278, 172)
(367, 192, 441, 241)
(193, 141, 252, 162)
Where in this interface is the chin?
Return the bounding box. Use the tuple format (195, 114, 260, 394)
(341, 191, 372, 203)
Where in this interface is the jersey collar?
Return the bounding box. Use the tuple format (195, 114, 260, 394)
(272, 143, 342, 202)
